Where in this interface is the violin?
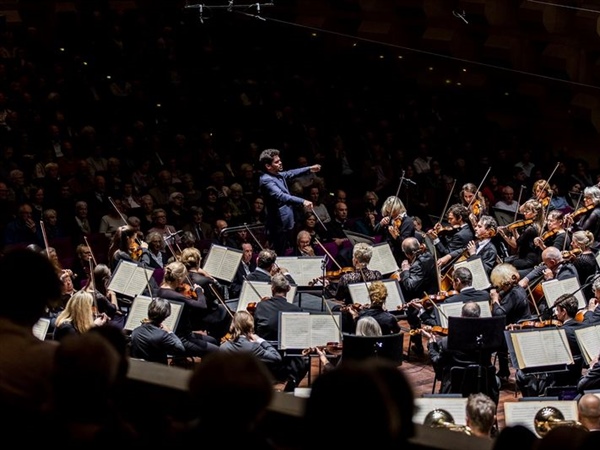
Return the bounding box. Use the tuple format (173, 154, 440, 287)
(569, 204, 594, 221)
(220, 332, 233, 344)
(436, 225, 460, 237)
(470, 199, 482, 217)
(505, 219, 533, 231)
(177, 282, 198, 299)
(410, 325, 448, 336)
(129, 243, 143, 261)
(540, 229, 559, 241)
(508, 319, 562, 330)
(302, 341, 343, 357)
(393, 217, 402, 229)
(561, 248, 582, 260)
(325, 267, 354, 280)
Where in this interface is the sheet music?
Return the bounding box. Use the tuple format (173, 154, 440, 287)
(279, 312, 341, 349)
(574, 324, 600, 365)
(124, 295, 183, 332)
(277, 256, 325, 286)
(437, 300, 491, 329)
(541, 277, 586, 310)
(107, 260, 155, 297)
(32, 317, 50, 341)
(347, 279, 404, 310)
(504, 400, 578, 436)
(510, 328, 573, 369)
(368, 242, 399, 275)
(202, 244, 243, 283)
(236, 280, 297, 312)
(413, 397, 468, 426)
(453, 258, 490, 290)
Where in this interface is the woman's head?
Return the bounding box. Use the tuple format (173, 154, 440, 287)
(163, 261, 187, 286)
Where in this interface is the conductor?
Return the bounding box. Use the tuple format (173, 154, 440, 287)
(258, 149, 321, 255)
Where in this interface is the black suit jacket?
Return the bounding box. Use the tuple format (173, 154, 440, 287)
(435, 224, 474, 258)
(467, 240, 498, 277)
(443, 287, 491, 304)
(254, 295, 303, 341)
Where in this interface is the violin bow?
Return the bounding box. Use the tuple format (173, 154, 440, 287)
(438, 178, 456, 227)
(83, 236, 98, 267)
(208, 283, 234, 319)
(108, 196, 129, 226)
(39, 220, 50, 251)
(467, 166, 491, 210)
(537, 162, 561, 203)
(526, 285, 542, 320)
(423, 290, 447, 320)
(311, 208, 328, 232)
(244, 223, 264, 251)
(314, 238, 343, 271)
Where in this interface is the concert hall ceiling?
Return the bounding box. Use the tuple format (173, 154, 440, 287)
(274, 0, 600, 159)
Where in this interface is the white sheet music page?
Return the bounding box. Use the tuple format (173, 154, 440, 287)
(504, 400, 578, 436)
(413, 397, 468, 426)
(368, 242, 399, 275)
(277, 256, 324, 286)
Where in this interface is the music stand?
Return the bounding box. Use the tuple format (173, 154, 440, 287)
(341, 333, 404, 365)
(447, 316, 506, 395)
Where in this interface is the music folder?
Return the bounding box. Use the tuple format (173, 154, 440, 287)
(505, 327, 574, 374)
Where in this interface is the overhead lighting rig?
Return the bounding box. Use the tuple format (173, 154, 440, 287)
(184, 1, 275, 22)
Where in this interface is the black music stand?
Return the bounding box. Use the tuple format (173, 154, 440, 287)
(447, 316, 506, 396)
(341, 333, 404, 365)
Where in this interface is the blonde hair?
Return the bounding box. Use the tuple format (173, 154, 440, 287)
(230, 310, 255, 341)
(368, 281, 388, 306)
(55, 290, 96, 334)
(490, 263, 519, 290)
(355, 316, 382, 337)
(381, 196, 406, 218)
(163, 261, 187, 286)
(572, 230, 594, 249)
(180, 247, 202, 270)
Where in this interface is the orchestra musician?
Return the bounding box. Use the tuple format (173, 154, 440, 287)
(422, 301, 499, 403)
(564, 185, 600, 238)
(253, 273, 309, 392)
(515, 294, 586, 397)
(399, 237, 438, 356)
(460, 182, 488, 226)
(332, 242, 382, 307)
(246, 248, 296, 285)
(180, 247, 232, 343)
(428, 204, 475, 262)
(442, 267, 491, 305)
(157, 261, 221, 359)
(499, 199, 544, 273)
(228, 242, 256, 299)
(373, 195, 416, 264)
(346, 280, 401, 335)
(568, 230, 598, 300)
(518, 246, 579, 315)
(489, 263, 532, 380)
(463, 215, 499, 278)
(532, 209, 570, 253)
(532, 179, 553, 210)
(579, 276, 600, 325)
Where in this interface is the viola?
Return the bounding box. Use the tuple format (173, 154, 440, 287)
(129, 243, 143, 261)
(470, 199, 482, 217)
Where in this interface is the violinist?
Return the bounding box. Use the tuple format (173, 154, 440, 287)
(442, 267, 491, 305)
(246, 248, 296, 285)
(253, 273, 309, 391)
(519, 246, 579, 304)
(157, 261, 220, 359)
(373, 195, 416, 264)
(346, 281, 401, 335)
(463, 215, 499, 278)
(84, 263, 127, 330)
(499, 199, 544, 272)
(399, 237, 438, 356)
(515, 294, 585, 397)
(428, 204, 475, 262)
(460, 182, 487, 225)
(110, 225, 150, 271)
(220, 310, 292, 388)
(332, 242, 382, 307)
(180, 247, 232, 343)
(532, 209, 570, 253)
(580, 277, 600, 325)
(490, 263, 531, 380)
(532, 179, 554, 210)
(568, 230, 597, 300)
(422, 301, 498, 401)
(564, 185, 600, 238)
